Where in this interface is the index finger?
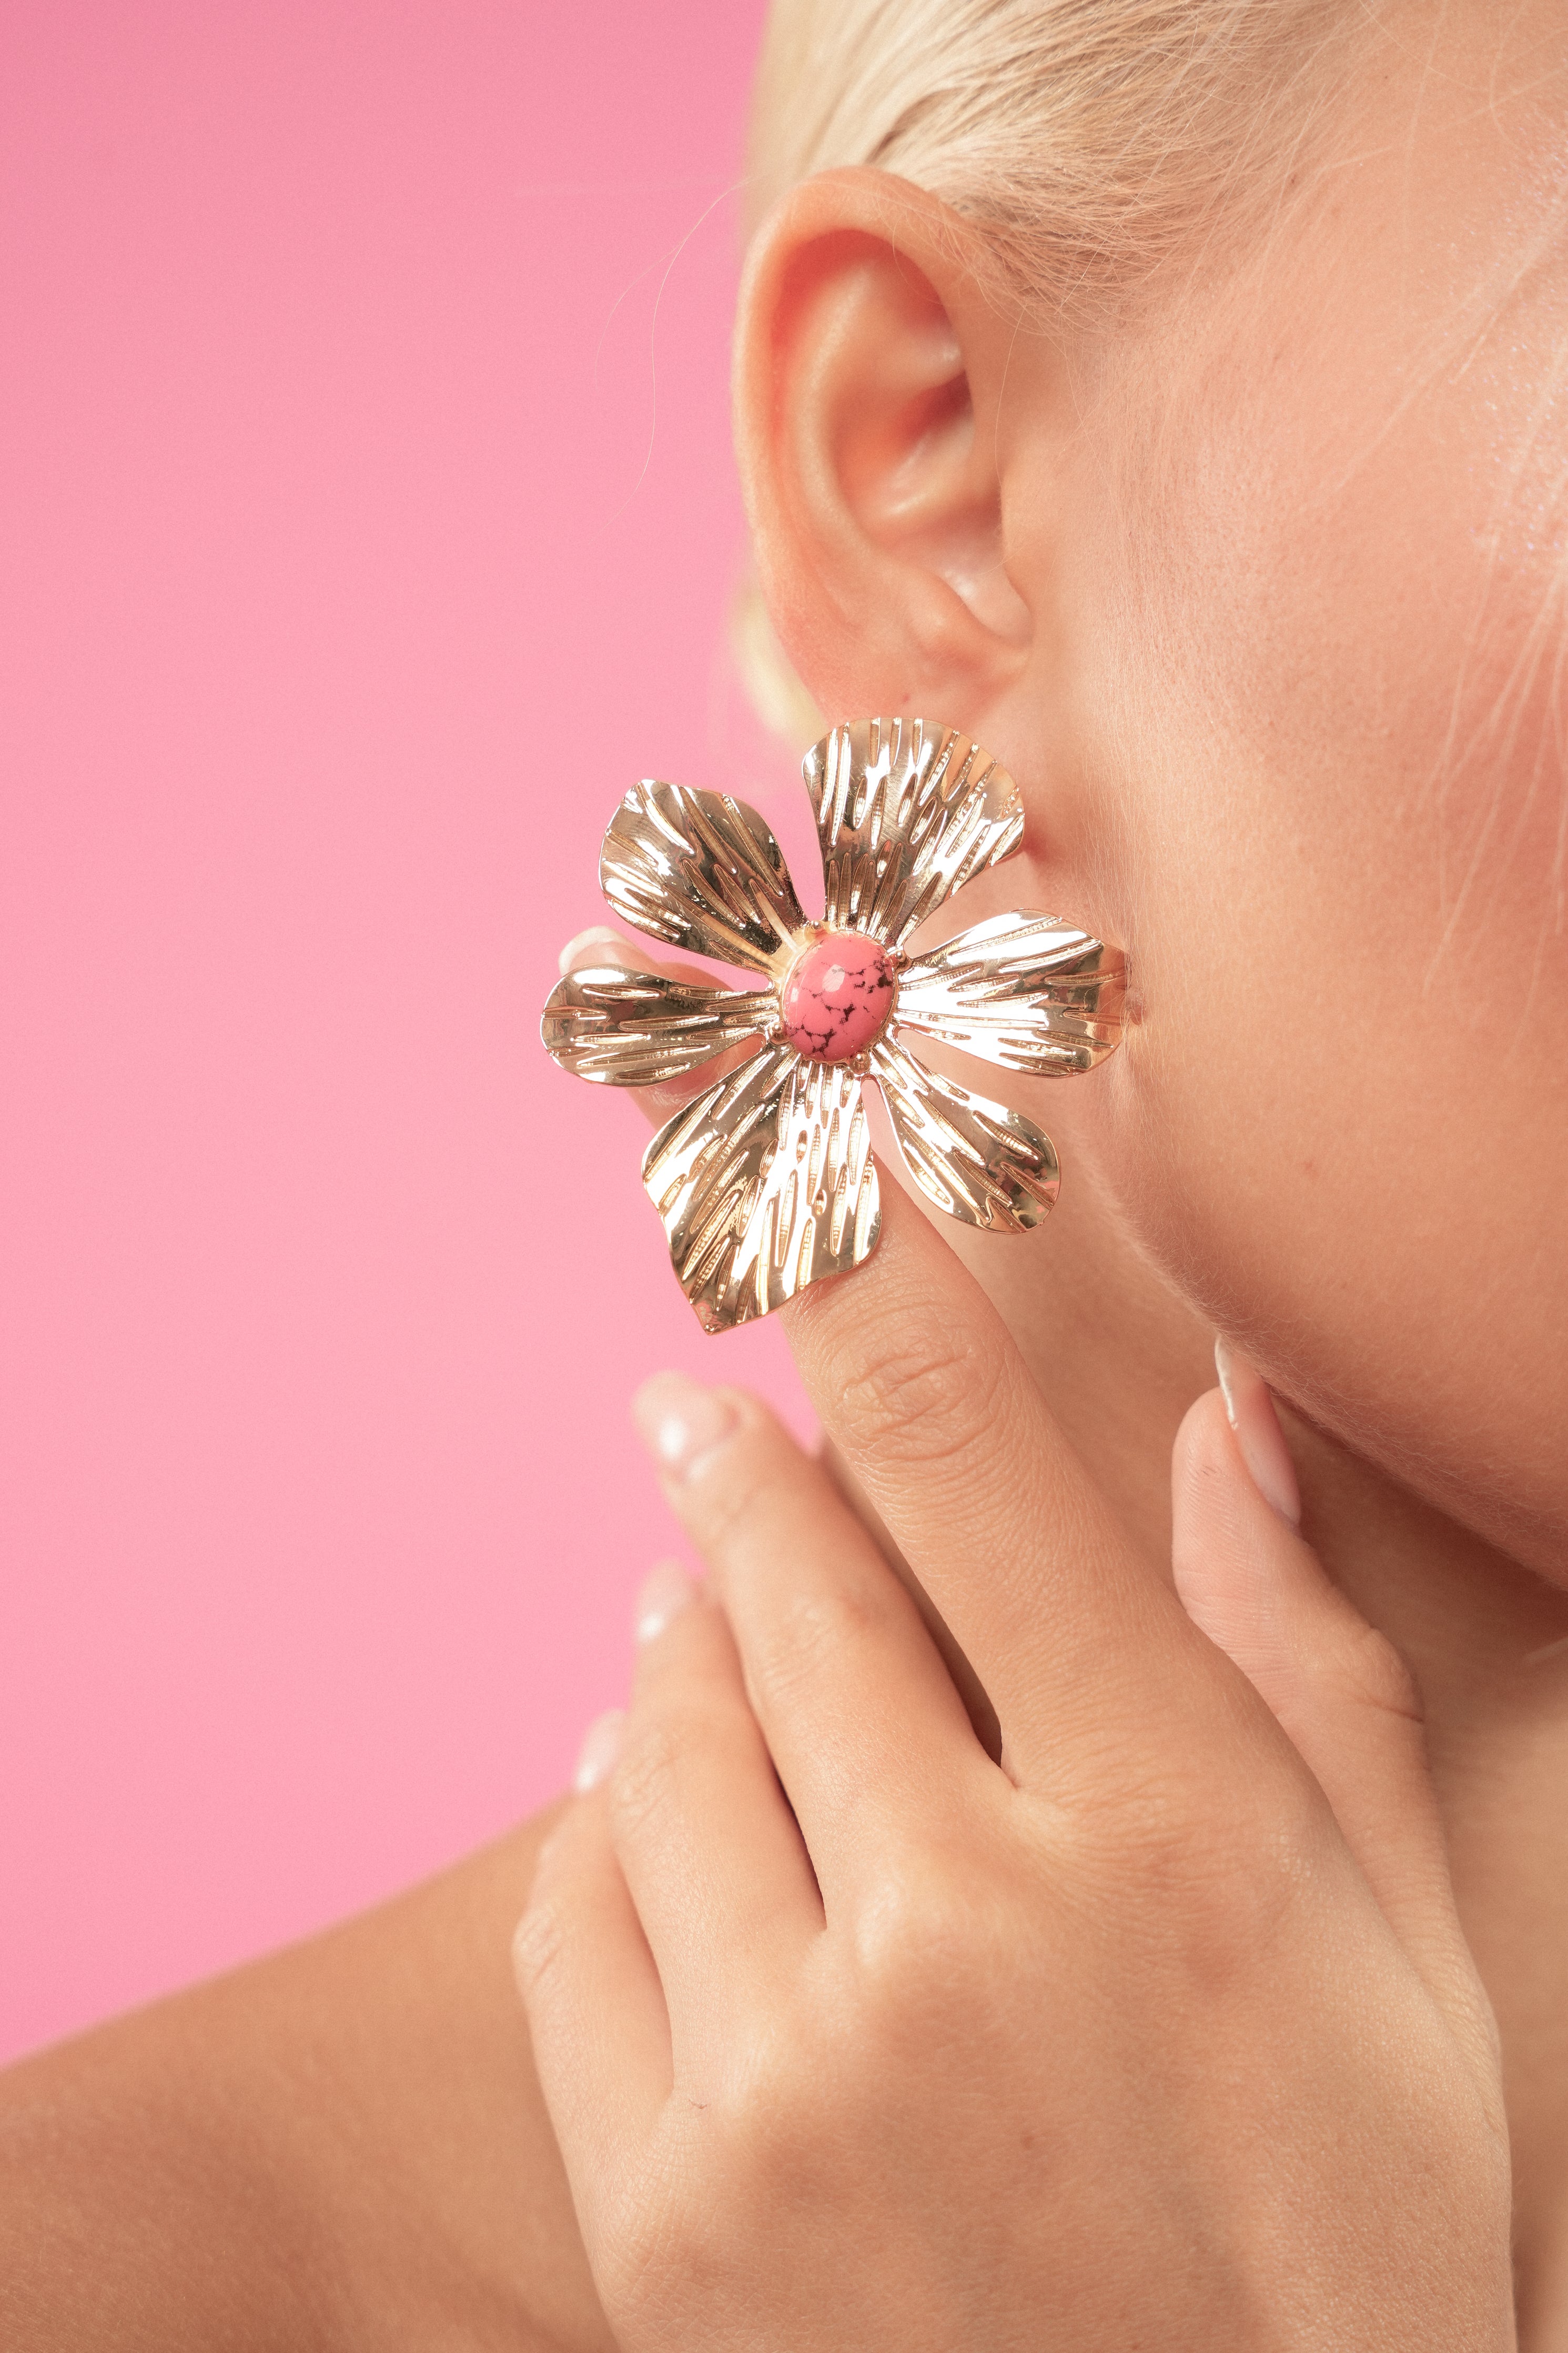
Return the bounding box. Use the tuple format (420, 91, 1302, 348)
(552, 928, 1219, 1785)
(781, 1180, 1224, 1786)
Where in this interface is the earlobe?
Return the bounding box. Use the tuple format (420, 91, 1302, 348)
(734, 171, 1034, 728)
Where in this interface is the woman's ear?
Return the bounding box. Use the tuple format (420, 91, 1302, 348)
(734, 169, 1038, 728)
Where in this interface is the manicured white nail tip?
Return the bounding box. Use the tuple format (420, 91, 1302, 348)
(558, 926, 626, 977)
(655, 1416, 691, 1467)
(573, 1708, 625, 1793)
(1214, 1335, 1241, 1429)
(635, 1561, 696, 1644)
(1213, 1336, 1301, 1528)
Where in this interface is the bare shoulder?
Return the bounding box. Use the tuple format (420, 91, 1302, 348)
(0, 1809, 613, 2353)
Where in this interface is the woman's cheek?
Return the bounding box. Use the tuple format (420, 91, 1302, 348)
(1059, 157, 1568, 1557)
(1083, 668, 1567, 1568)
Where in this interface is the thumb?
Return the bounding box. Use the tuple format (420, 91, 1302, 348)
(1171, 1346, 1498, 2083)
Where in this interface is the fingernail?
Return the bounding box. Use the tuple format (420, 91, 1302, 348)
(1214, 1339, 1301, 1527)
(573, 1708, 624, 1793)
(632, 1371, 738, 1482)
(635, 1559, 697, 1643)
(558, 926, 633, 977)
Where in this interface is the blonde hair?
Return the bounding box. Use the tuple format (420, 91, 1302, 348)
(745, 0, 1359, 315)
(733, 0, 1367, 738)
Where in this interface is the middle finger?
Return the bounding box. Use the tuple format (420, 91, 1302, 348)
(632, 1377, 990, 1902)
(610, 1568, 819, 2073)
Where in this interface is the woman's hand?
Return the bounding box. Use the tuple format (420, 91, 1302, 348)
(516, 1170, 1514, 2349)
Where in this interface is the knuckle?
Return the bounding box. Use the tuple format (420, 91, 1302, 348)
(510, 1889, 568, 2003)
(680, 1425, 800, 1564)
(1322, 1621, 1423, 1726)
(717, 2042, 816, 2162)
(685, 1452, 771, 1558)
(607, 1713, 684, 1842)
(745, 1577, 884, 1706)
(832, 1299, 1008, 1475)
(849, 1854, 1005, 2025)
(720, 2034, 865, 2190)
(1210, 1771, 1333, 1923)
(608, 1695, 732, 1841)
(1061, 1751, 1329, 1965)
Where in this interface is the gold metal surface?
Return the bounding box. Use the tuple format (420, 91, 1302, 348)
(541, 964, 774, 1087)
(871, 1035, 1060, 1231)
(542, 717, 1125, 1331)
(895, 909, 1126, 1077)
(805, 718, 1025, 948)
(641, 1045, 881, 1332)
(600, 779, 809, 977)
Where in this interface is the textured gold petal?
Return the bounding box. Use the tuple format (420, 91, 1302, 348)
(871, 1036, 1059, 1232)
(895, 910, 1126, 1078)
(803, 717, 1024, 948)
(541, 965, 775, 1087)
(641, 1044, 881, 1332)
(601, 780, 809, 978)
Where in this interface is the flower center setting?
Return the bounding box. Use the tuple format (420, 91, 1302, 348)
(780, 931, 895, 1064)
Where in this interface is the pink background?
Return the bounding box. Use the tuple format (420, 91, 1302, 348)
(0, 0, 812, 2064)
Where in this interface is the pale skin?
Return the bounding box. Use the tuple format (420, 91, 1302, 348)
(3, 3, 1567, 2345)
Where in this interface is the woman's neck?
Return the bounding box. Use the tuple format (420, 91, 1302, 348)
(958, 1172, 1568, 2339)
(1289, 1420, 1568, 2341)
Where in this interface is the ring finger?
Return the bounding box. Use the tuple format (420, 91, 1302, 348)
(608, 1564, 821, 2084)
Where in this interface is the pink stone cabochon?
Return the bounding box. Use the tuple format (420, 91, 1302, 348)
(0, 0, 811, 2063)
(780, 932, 897, 1063)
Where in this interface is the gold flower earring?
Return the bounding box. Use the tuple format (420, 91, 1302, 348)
(541, 717, 1126, 1333)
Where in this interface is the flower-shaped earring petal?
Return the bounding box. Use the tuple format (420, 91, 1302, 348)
(542, 718, 1126, 1333)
